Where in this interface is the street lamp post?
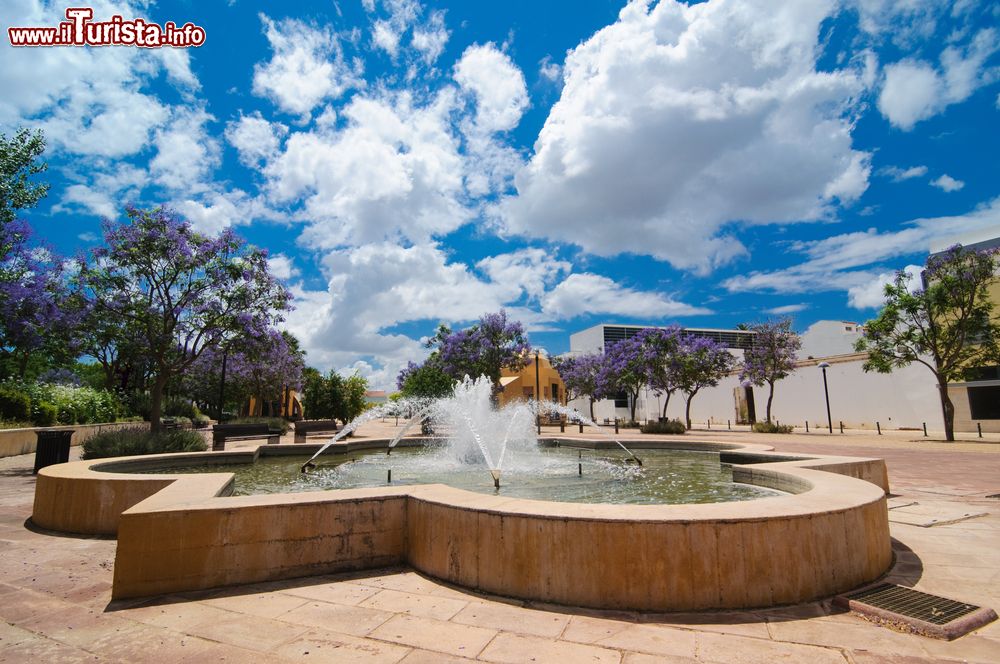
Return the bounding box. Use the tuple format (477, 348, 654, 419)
(818, 361, 832, 434)
(535, 350, 541, 435)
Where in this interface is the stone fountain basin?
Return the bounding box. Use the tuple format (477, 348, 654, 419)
(32, 438, 892, 611)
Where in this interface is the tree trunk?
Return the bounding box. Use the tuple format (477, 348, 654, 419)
(765, 380, 775, 424)
(149, 374, 168, 433)
(938, 380, 955, 442)
(661, 391, 673, 418)
(16, 351, 29, 379)
(588, 397, 595, 422)
(629, 389, 638, 423)
(684, 388, 699, 430)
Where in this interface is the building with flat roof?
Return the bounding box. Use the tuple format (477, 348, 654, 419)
(931, 228, 1000, 432)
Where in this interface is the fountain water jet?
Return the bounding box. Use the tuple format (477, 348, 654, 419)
(300, 376, 642, 486)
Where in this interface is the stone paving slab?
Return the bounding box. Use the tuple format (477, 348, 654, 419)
(1, 428, 999, 663)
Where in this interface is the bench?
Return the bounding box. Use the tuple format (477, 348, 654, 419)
(212, 423, 281, 451)
(293, 419, 341, 444)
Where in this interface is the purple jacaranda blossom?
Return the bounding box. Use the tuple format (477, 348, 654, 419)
(76, 206, 292, 431)
(435, 310, 532, 394)
(0, 219, 81, 377)
(552, 352, 604, 421)
(674, 335, 736, 430)
(739, 319, 800, 424)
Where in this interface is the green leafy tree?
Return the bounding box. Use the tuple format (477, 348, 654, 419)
(397, 359, 454, 399)
(340, 373, 369, 423)
(856, 246, 1000, 441)
(0, 128, 49, 230)
(301, 368, 343, 421)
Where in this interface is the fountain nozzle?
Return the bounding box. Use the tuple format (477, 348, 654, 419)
(300, 461, 316, 473)
(633, 457, 643, 466)
(490, 469, 501, 490)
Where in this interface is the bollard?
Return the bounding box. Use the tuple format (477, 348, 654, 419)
(876, 421, 882, 435)
(839, 421, 844, 434)
(395, 416, 398, 426)
(923, 422, 928, 437)
(579, 421, 584, 433)
(727, 419, 731, 430)
(805, 421, 809, 433)
(560, 419, 565, 433)
(707, 420, 711, 429)
(387, 469, 392, 483)
(615, 419, 619, 434)
(978, 422, 983, 438)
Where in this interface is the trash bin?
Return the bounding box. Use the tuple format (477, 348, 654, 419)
(33, 429, 74, 474)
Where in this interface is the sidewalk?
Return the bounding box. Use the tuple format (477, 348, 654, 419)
(0, 426, 998, 663)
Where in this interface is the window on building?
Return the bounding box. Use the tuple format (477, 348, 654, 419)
(968, 386, 1000, 419)
(613, 391, 628, 408)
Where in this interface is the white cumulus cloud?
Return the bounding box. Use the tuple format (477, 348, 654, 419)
(498, 0, 873, 274)
(931, 174, 965, 192)
(878, 28, 1000, 130)
(252, 15, 361, 120)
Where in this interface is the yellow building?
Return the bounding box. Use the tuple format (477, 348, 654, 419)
(245, 388, 302, 420)
(497, 353, 567, 409)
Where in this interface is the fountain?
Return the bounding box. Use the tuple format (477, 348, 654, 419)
(31, 375, 893, 610)
(301, 376, 641, 484)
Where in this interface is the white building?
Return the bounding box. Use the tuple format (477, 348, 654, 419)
(566, 321, 945, 431)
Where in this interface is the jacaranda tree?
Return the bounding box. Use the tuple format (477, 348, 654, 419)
(642, 326, 685, 419)
(77, 207, 291, 431)
(856, 245, 1000, 441)
(552, 352, 604, 421)
(739, 319, 800, 424)
(0, 220, 80, 378)
(434, 310, 532, 395)
(598, 329, 663, 423)
(675, 335, 736, 430)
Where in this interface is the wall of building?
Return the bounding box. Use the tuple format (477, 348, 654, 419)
(572, 353, 945, 431)
(498, 354, 567, 407)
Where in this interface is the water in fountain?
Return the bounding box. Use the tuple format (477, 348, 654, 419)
(530, 401, 643, 465)
(302, 375, 642, 488)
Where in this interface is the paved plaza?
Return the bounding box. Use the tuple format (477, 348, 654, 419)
(1, 424, 998, 663)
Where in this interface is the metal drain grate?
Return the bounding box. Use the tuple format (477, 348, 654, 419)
(835, 583, 997, 639)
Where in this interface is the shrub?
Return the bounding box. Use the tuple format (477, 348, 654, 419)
(192, 414, 211, 429)
(32, 402, 57, 427)
(229, 416, 288, 434)
(640, 419, 687, 434)
(9, 381, 122, 424)
(164, 396, 200, 420)
(0, 386, 31, 421)
(752, 422, 794, 434)
(81, 426, 208, 459)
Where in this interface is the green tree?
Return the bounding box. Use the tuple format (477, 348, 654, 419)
(397, 358, 454, 399)
(856, 246, 1000, 441)
(0, 128, 49, 229)
(340, 373, 369, 423)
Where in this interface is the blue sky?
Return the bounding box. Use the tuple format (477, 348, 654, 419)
(2, 0, 999, 389)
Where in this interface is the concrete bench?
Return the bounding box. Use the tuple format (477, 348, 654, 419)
(212, 423, 280, 451)
(293, 419, 340, 444)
